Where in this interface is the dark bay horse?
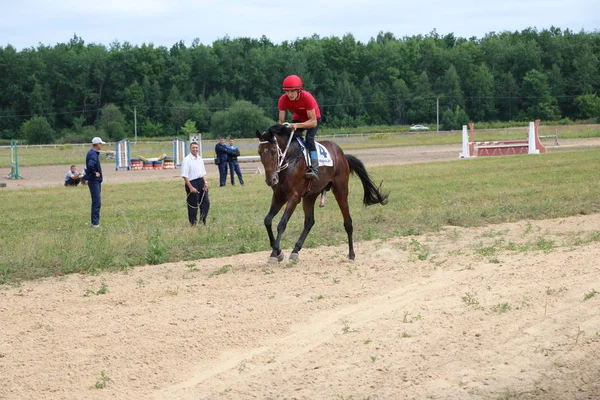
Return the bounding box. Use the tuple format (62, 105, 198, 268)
(255, 123, 388, 264)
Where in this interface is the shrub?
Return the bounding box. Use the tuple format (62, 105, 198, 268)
(210, 100, 274, 138)
(21, 116, 54, 144)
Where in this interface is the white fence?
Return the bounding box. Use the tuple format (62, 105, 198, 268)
(2, 124, 598, 152)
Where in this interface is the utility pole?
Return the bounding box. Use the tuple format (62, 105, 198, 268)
(436, 96, 440, 132)
(134, 105, 137, 144)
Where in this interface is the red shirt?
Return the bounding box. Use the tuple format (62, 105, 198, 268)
(278, 90, 321, 121)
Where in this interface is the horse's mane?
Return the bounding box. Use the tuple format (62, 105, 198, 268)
(265, 123, 302, 142)
(257, 124, 305, 157)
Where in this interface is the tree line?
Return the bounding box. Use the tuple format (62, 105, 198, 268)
(1, 27, 599, 144)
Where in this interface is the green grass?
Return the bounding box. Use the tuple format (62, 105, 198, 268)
(583, 289, 598, 301)
(211, 264, 232, 276)
(491, 303, 512, 313)
(0, 141, 183, 168)
(94, 371, 111, 389)
(2, 149, 600, 283)
(462, 292, 480, 307)
(1, 124, 598, 168)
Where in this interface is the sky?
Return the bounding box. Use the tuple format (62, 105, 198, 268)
(1, 0, 599, 50)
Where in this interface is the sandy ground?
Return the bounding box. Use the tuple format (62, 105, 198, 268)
(1, 138, 600, 399)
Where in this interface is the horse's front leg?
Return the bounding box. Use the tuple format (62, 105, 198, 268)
(265, 197, 285, 252)
(290, 195, 318, 261)
(267, 196, 301, 264)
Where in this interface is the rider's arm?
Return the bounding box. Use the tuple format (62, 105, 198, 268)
(278, 110, 286, 124)
(292, 109, 317, 130)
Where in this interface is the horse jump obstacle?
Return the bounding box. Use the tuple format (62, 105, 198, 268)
(240, 165, 263, 174)
(460, 120, 546, 158)
(115, 139, 131, 170)
(7, 140, 22, 179)
(173, 138, 187, 168)
(117, 138, 187, 171)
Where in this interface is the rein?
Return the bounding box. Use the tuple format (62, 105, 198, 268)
(259, 128, 296, 172)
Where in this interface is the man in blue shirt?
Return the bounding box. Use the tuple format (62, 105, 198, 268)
(215, 137, 236, 187)
(227, 138, 244, 186)
(85, 137, 105, 228)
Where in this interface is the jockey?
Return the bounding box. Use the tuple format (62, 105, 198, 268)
(278, 75, 322, 180)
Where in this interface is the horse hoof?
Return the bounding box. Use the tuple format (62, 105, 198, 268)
(290, 252, 299, 261)
(267, 251, 284, 264)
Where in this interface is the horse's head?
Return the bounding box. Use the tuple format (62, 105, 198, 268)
(256, 126, 279, 187)
(255, 124, 295, 187)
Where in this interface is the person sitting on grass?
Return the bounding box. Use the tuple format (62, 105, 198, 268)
(64, 165, 82, 186)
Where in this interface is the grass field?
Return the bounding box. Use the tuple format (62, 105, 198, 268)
(1, 124, 598, 168)
(2, 148, 600, 284)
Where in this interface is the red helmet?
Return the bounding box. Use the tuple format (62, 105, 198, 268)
(282, 75, 303, 91)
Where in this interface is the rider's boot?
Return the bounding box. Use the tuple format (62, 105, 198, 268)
(305, 157, 319, 180)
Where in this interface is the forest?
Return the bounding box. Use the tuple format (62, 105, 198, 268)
(1, 27, 599, 143)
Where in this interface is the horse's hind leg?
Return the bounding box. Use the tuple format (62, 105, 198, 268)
(332, 186, 355, 260)
(290, 195, 318, 261)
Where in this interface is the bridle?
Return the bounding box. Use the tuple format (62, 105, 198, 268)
(259, 124, 296, 173)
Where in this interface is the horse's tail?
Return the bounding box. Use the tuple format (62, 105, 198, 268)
(345, 154, 389, 206)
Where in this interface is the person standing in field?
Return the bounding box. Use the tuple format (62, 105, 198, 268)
(227, 138, 244, 186)
(215, 136, 235, 187)
(85, 137, 105, 228)
(181, 141, 210, 226)
(278, 74, 322, 180)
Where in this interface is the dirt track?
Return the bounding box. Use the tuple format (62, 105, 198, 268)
(1, 139, 600, 399)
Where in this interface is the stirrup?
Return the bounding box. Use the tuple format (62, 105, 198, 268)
(305, 168, 318, 180)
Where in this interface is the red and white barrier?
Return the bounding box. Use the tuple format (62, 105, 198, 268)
(460, 120, 546, 158)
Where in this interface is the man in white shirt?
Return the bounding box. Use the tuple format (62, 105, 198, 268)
(181, 141, 210, 226)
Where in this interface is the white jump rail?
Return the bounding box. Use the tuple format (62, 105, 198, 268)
(460, 120, 546, 158)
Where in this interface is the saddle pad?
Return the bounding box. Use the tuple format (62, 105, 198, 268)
(316, 142, 333, 167)
(295, 137, 334, 167)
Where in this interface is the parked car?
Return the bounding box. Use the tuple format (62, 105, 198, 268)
(409, 125, 430, 131)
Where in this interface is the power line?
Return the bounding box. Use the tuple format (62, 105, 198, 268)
(0, 92, 597, 120)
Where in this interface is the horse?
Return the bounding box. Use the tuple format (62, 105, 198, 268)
(255, 123, 389, 264)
